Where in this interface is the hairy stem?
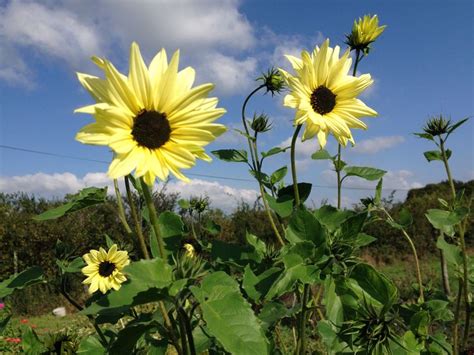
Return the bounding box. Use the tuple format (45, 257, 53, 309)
(291, 125, 303, 206)
(125, 176, 149, 259)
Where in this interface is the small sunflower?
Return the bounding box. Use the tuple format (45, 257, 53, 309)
(346, 14, 386, 51)
(82, 244, 130, 294)
(75, 42, 226, 185)
(183, 243, 197, 258)
(280, 39, 377, 147)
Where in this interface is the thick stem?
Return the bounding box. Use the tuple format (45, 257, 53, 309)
(140, 178, 166, 259)
(440, 139, 471, 350)
(178, 308, 196, 355)
(113, 179, 133, 235)
(383, 208, 424, 302)
(296, 284, 310, 354)
(439, 247, 451, 297)
(291, 125, 303, 206)
(125, 176, 150, 259)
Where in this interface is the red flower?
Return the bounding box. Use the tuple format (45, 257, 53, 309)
(20, 319, 29, 324)
(5, 337, 21, 344)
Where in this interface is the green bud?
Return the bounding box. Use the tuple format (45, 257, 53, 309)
(250, 113, 272, 133)
(423, 115, 451, 136)
(257, 68, 285, 96)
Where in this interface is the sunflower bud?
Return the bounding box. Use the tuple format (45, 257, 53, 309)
(189, 196, 209, 214)
(345, 14, 386, 53)
(423, 115, 451, 136)
(250, 113, 272, 133)
(257, 68, 285, 96)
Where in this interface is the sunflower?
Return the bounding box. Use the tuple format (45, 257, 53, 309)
(346, 14, 386, 51)
(280, 39, 377, 147)
(75, 42, 226, 185)
(82, 244, 130, 294)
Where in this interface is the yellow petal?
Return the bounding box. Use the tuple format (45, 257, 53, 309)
(129, 42, 152, 109)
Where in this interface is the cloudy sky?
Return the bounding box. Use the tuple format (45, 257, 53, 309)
(0, 0, 473, 210)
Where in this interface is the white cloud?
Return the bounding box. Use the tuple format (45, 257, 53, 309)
(0, 42, 34, 88)
(0, 172, 258, 211)
(352, 136, 405, 154)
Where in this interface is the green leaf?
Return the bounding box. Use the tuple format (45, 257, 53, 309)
(425, 208, 468, 236)
(343, 166, 387, 181)
(158, 211, 185, 256)
(0, 314, 12, 335)
(424, 150, 443, 162)
(413, 132, 434, 141)
(82, 258, 172, 315)
(340, 212, 367, 240)
(57, 257, 85, 273)
(425, 299, 453, 321)
(34, 187, 107, 220)
(242, 266, 281, 302)
(270, 166, 288, 184)
(105, 234, 115, 249)
(258, 301, 289, 330)
(77, 336, 106, 354)
(261, 146, 289, 158)
(193, 326, 212, 354)
(375, 178, 383, 205)
(245, 231, 266, 258)
(350, 263, 398, 311)
(265, 193, 293, 218)
(178, 199, 191, 209)
(354, 233, 377, 248)
(204, 219, 221, 236)
(22, 327, 47, 354)
(285, 208, 325, 245)
(109, 322, 155, 355)
(314, 205, 353, 232)
(211, 240, 262, 267)
(410, 310, 430, 336)
(447, 117, 469, 136)
(398, 208, 413, 227)
(311, 149, 333, 160)
(190, 272, 269, 355)
(278, 183, 312, 203)
(436, 235, 462, 266)
(0, 266, 44, 298)
(211, 149, 248, 163)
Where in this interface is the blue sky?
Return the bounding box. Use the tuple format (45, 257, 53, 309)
(0, 0, 472, 210)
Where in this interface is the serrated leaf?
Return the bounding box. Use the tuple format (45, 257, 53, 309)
(285, 208, 325, 245)
(190, 272, 269, 355)
(311, 149, 333, 160)
(0, 266, 44, 298)
(34, 187, 107, 220)
(211, 149, 248, 163)
(82, 258, 172, 315)
(343, 166, 386, 181)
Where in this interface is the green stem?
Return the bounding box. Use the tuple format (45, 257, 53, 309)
(140, 178, 166, 259)
(178, 308, 196, 355)
(125, 176, 150, 259)
(113, 179, 133, 235)
(382, 208, 424, 302)
(453, 279, 462, 355)
(291, 125, 303, 206)
(440, 139, 471, 350)
(296, 284, 310, 354)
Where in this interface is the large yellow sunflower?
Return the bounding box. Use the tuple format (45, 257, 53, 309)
(280, 39, 377, 147)
(75, 42, 226, 185)
(82, 244, 130, 294)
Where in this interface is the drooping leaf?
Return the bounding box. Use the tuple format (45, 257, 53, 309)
(398, 208, 413, 227)
(349, 263, 398, 311)
(436, 235, 462, 266)
(34, 187, 107, 221)
(56, 257, 85, 274)
(82, 258, 172, 315)
(190, 272, 269, 355)
(285, 207, 325, 245)
(211, 149, 248, 163)
(343, 166, 386, 181)
(311, 149, 333, 160)
(340, 212, 367, 240)
(204, 219, 221, 236)
(0, 266, 44, 298)
(425, 208, 468, 236)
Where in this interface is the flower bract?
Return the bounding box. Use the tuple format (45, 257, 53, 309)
(82, 244, 130, 294)
(75, 42, 226, 185)
(280, 39, 377, 147)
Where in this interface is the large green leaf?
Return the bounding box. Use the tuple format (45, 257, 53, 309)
(340, 212, 367, 240)
(425, 208, 468, 236)
(285, 208, 325, 245)
(211, 149, 248, 163)
(311, 149, 333, 160)
(343, 166, 386, 181)
(82, 258, 172, 315)
(190, 272, 269, 355)
(211, 240, 262, 267)
(22, 327, 47, 354)
(158, 211, 185, 257)
(436, 235, 462, 266)
(242, 265, 282, 302)
(270, 166, 288, 184)
(34, 187, 107, 220)
(0, 266, 44, 298)
(349, 263, 398, 311)
(245, 232, 266, 258)
(278, 183, 312, 203)
(261, 146, 289, 159)
(265, 193, 293, 218)
(77, 336, 106, 354)
(424, 150, 451, 162)
(314, 205, 353, 232)
(258, 301, 290, 331)
(109, 321, 156, 355)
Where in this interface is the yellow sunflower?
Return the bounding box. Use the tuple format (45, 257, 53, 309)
(82, 244, 130, 294)
(347, 14, 386, 50)
(280, 39, 377, 147)
(75, 42, 226, 185)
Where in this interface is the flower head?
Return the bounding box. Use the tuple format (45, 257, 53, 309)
(346, 14, 386, 52)
(280, 39, 377, 148)
(0, 302, 5, 310)
(423, 115, 451, 136)
(81, 244, 130, 294)
(183, 243, 197, 258)
(257, 68, 285, 96)
(250, 113, 272, 133)
(75, 42, 226, 185)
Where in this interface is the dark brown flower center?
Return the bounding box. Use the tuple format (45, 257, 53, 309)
(131, 110, 171, 149)
(310, 85, 336, 115)
(98, 261, 116, 277)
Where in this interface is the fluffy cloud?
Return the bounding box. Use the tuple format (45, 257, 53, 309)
(0, 0, 258, 94)
(352, 136, 405, 154)
(0, 172, 258, 211)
